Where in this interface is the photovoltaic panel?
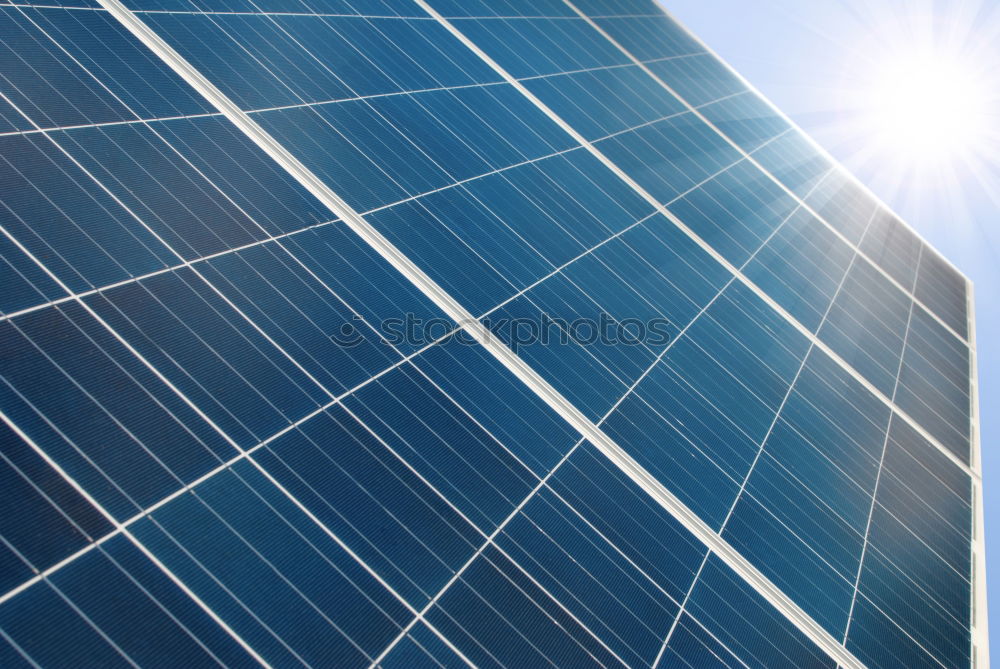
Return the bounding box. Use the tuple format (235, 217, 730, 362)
(0, 0, 981, 668)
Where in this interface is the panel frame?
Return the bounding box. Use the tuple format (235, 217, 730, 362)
(969, 281, 989, 667)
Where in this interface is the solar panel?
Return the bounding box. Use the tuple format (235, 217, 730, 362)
(0, 0, 982, 667)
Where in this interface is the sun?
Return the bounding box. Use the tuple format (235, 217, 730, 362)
(860, 48, 991, 165)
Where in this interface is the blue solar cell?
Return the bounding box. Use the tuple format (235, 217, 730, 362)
(0, 421, 111, 589)
(819, 257, 912, 397)
(526, 272, 660, 380)
(485, 293, 630, 419)
(846, 594, 949, 669)
(367, 197, 524, 317)
(254, 404, 481, 608)
(281, 222, 448, 357)
(723, 491, 855, 637)
(86, 269, 329, 447)
(585, 12, 705, 61)
(602, 386, 743, 528)
(805, 171, 879, 246)
(621, 216, 732, 307)
(743, 207, 855, 331)
(876, 470, 970, 574)
(883, 416, 972, 517)
(0, 6, 209, 129)
(778, 350, 890, 492)
(51, 123, 294, 259)
(0, 231, 67, 317)
(750, 128, 834, 197)
(148, 115, 333, 236)
(547, 443, 707, 602)
(343, 363, 538, 533)
(0, 635, 34, 669)
(1, 579, 142, 667)
(686, 555, 838, 668)
(525, 65, 687, 139)
(915, 248, 968, 338)
(488, 151, 650, 247)
(861, 208, 923, 291)
(634, 360, 757, 479)
(599, 112, 743, 204)
(659, 613, 745, 668)
(495, 487, 679, 665)
(1, 303, 234, 519)
(0, 94, 34, 132)
(896, 356, 971, 464)
(426, 545, 623, 667)
(645, 53, 747, 108)
(0, 133, 176, 295)
(697, 281, 811, 397)
(412, 335, 580, 477)
(745, 452, 865, 579)
(700, 92, 791, 152)
(197, 243, 401, 394)
(666, 160, 798, 266)
(4, 0, 101, 7)
(132, 462, 412, 667)
(867, 502, 970, 626)
(447, 16, 629, 80)
(53, 536, 261, 666)
(763, 418, 875, 536)
(858, 549, 970, 669)
(0, 534, 260, 668)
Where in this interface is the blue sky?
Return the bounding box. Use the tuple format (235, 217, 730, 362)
(666, 0, 1000, 648)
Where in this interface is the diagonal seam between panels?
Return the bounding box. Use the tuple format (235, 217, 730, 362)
(0, 132, 768, 614)
(0, 118, 765, 612)
(83, 1, 632, 665)
(370, 181, 819, 669)
(92, 0, 869, 666)
(408, 0, 975, 482)
(567, 0, 970, 347)
(525, 0, 978, 479)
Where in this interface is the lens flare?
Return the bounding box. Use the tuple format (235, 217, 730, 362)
(861, 50, 990, 164)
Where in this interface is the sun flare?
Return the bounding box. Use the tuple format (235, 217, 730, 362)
(817, 2, 1000, 225)
(861, 50, 990, 164)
